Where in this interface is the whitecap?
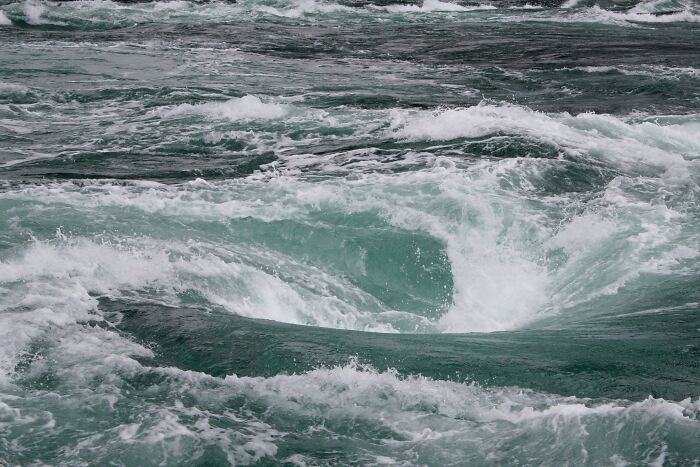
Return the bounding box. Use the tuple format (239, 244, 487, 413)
(159, 95, 290, 121)
(383, 0, 496, 13)
(0, 11, 12, 25)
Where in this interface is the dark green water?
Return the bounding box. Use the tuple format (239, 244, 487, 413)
(0, 0, 699, 465)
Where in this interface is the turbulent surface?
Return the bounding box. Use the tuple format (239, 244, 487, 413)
(0, 0, 699, 465)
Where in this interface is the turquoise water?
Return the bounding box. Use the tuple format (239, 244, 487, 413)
(0, 0, 699, 464)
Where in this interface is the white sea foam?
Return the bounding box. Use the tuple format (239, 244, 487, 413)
(254, 0, 352, 18)
(383, 0, 496, 13)
(87, 360, 700, 463)
(0, 163, 554, 333)
(3, 0, 698, 27)
(0, 233, 411, 350)
(389, 103, 696, 178)
(218, 360, 700, 428)
(556, 64, 700, 80)
(23, 0, 45, 24)
(1, 102, 697, 333)
(560, 0, 584, 8)
(0, 11, 12, 25)
(3, 115, 697, 333)
(0, 82, 28, 93)
(12, 331, 695, 464)
(626, 0, 700, 20)
(0, 0, 356, 27)
(566, 4, 700, 24)
(499, 1, 700, 26)
(160, 95, 290, 121)
(5, 350, 698, 464)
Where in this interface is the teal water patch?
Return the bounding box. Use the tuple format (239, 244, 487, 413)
(108, 299, 700, 401)
(231, 215, 453, 317)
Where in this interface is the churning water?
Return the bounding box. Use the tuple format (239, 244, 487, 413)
(0, 0, 699, 464)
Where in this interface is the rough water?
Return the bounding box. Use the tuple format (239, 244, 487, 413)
(0, 0, 699, 464)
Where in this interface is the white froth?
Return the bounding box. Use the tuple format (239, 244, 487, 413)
(5, 354, 697, 464)
(579, 4, 700, 24)
(23, 0, 45, 24)
(2, 0, 698, 27)
(564, 64, 700, 80)
(550, 215, 619, 254)
(496, 1, 700, 26)
(0, 231, 411, 344)
(216, 362, 698, 463)
(0, 81, 29, 93)
(560, 0, 584, 8)
(390, 103, 694, 179)
(0, 11, 12, 25)
(383, 0, 496, 13)
(3, 101, 698, 333)
(0, 160, 554, 333)
(160, 95, 290, 121)
(1, 100, 698, 334)
(255, 0, 352, 18)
